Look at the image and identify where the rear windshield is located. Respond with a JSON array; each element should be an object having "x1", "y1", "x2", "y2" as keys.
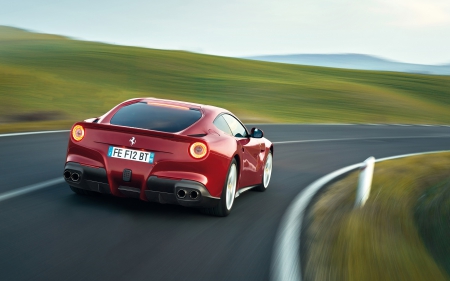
[{"x1": 110, "y1": 102, "x2": 202, "y2": 133}]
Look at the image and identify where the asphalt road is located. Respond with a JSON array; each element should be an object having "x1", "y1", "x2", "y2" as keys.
[{"x1": 0, "y1": 124, "x2": 449, "y2": 281}]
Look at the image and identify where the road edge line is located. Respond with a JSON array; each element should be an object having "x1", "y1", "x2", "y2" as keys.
[
  {"x1": 272, "y1": 134, "x2": 450, "y2": 145},
  {"x1": 270, "y1": 150, "x2": 450, "y2": 281},
  {"x1": 1, "y1": 123, "x2": 449, "y2": 137},
  {"x1": 0, "y1": 178, "x2": 65, "y2": 202},
  {"x1": 0, "y1": 130, "x2": 70, "y2": 138}
]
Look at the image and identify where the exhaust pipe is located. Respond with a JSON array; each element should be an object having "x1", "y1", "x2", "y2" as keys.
[
  {"x1": 190, "y1": 190, "x2": 199, "y2": 199},
  {"x1": 71, "y1": 172, "x2": 80, "y2": 182},
  {"x1": 177, "y1": 189, "x2": 186, "y2": 199},
  {"x1": 64, "y1": 170, "x2": 72, "y2": 180}
]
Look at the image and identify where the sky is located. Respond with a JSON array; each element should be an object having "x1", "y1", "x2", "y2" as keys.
[{"x1": 1, "y1": 0, "x2": 450, "y2": 65}]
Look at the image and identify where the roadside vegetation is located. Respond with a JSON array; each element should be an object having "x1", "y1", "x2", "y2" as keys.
[
  {"x1": 1, "y1": 26, "x2": 450, "y2": 133},
  {"x1": 416, "y1": 171, "x2": 450, "y2": 276},
  {"x1": 304, "y1": 152, "x2": 450, "y2": 281}
]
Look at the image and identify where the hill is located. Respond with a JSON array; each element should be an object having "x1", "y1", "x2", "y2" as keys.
[
  {"x1": 1, "y1": 26, "x2": 450, "y2": 133},
  {"x1": 245, "y1": 54, "x2": 450, "y2": 75}
]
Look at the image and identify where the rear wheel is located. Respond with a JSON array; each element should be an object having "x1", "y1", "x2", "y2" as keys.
[
  {"x1": 255, "y1": 152, "x2": 272, "y2": 192},
  {"x1": 69, "y1": 186, "x2": 97, "y2": 196},
  {"x1": 201, "y1": 159, "x2": 237, "y2": 217}
]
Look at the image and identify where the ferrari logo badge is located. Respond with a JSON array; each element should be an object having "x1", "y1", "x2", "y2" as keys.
[{"x1": 129, "y1": 137, "x2": 136, "y2": 146}]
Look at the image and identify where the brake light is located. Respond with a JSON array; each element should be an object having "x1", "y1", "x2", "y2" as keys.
[
  {"x1": 72, "y1": 125, "x2": 85, "y2": 141},
  {"x1": 189, "y1": 142, "x2": 207, "y2": 159}
]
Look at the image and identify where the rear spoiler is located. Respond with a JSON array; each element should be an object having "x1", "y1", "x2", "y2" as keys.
[{"x1": 79, "y1": 122, "x2": 202, "y2": 143}]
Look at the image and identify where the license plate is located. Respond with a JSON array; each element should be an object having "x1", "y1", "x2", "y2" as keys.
[{"x1": 107, "y1": 146, "x2": 154, "y2": 164}]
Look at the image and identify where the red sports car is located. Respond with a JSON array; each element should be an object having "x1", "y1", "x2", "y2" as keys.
[{"x1": 64, "y1": 98, "x2": 273, "y2": 216}]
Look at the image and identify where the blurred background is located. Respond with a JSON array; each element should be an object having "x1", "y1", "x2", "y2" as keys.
[{"x1": 1, "y1": 0, "x2": 450, "y2": 133}]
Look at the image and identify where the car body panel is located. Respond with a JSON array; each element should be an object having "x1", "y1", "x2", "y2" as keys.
[{"x1": 64, "y1": 98, "x2": 273, "y2": 207}]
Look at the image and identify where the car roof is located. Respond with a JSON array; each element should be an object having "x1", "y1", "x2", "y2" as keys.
[
  {"x1": 142, "y1": 97, "x2": 203, "y2": 109},
  {"x1": 139, "y1": 97, "x2": 231, "y2": 116}
]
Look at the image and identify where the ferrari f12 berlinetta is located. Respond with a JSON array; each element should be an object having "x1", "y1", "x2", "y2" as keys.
[{"x1": 64, "y1": 98, "x2": 273, "y2": 216}]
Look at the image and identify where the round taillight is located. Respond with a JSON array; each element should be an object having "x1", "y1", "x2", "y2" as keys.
[
  {"x1": 72, "y1": 125, "x2": 85, "y2": 141},
  {"x1": 189, "y1": 142, "x2": 207, "y2": 159}
]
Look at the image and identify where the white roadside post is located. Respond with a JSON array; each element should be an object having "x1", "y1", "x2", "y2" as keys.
[{"x1": 355, "y1": 156, "x2": 375, "y2": 208}]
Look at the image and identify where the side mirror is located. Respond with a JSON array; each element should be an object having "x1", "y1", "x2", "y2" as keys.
[{"x1": 250, "y1": 127, "x2": 264, "y2": 138}]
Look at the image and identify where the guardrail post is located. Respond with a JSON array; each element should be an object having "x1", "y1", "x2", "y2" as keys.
[{"x1": 355, "y1": 156, "x2": 375, "y2": 208}]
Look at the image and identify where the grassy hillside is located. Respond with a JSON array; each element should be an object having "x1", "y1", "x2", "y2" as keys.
[
  {"x1": 305, "y1": 152, "x2": 450, "y2": 281},
  {"x1": 1, "y1": 26, "x2": 450, "y2": 133},
  {"x1": 245, "y1": 54, "x2": 450, "y2": 75}
]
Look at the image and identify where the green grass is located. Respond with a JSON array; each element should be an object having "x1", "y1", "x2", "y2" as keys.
[
  {"x1": 304, "y1": 152, "x2": 450, "y2": 281},
  {"x1": 416, "y1": 174, "x2": 450, "y2": 276},
  {"x1": 1, "y1": 26, "x2": 450, "y2": 133}
]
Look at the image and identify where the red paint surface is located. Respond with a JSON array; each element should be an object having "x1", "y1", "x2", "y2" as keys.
[{"x1": 66, "y1": 98, "x2": 273, "y2": 199}]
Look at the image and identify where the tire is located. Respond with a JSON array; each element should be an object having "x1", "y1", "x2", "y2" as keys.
[
  {"x1": 201, "y1": 159, "x2": 238, "y2": 217},
  {"x1": 254, "y1": 151, "x2": 273, "y2": 192},
  {"x1": 69, "y1": 186, "x2": 98, "y2": 196}
]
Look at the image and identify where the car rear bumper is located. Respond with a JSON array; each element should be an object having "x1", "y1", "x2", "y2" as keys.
[{"x1": 63, "y1": 162, "x2": 219, "y2": 208}]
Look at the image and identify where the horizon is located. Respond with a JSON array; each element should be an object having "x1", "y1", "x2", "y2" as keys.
[
  {"x1": 2, "y1": 0, "x2": 450, "y2": 65},
  {"x1": 3, "y1": 25, "x2": 449, "y2": 67},
  {"x1": 244, "y1": 53, "x2": 450, "y2": 65}
]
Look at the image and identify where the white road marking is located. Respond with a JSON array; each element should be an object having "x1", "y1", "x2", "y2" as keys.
[
  {"x1": 272, "y1": 134, "x2": 450, "y2": 144},
  {"x1": 0, "y1": 178, "x2": 65, "y2": 202},
  {"x1": 247, "y1": 123, "x2": 448, "y2": 127},
  {"x1": 270, "y1": 149, "x2": 450, "y2": 281},
  {"x1": 246, "y1": 123, "x2": 357, "y2": 126},
  {"x1": 270, "y1": 163, "x2": 362, "y2": 281},
  {"x1": 375, "y1": 150, "x2": 450, "y2": 162},
  {"x1": 0, "y1": 130, "x2": 70, "y2": 138},
  {"x1": 0, "y1": 124, "x2": 448, "y2": 138}
]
